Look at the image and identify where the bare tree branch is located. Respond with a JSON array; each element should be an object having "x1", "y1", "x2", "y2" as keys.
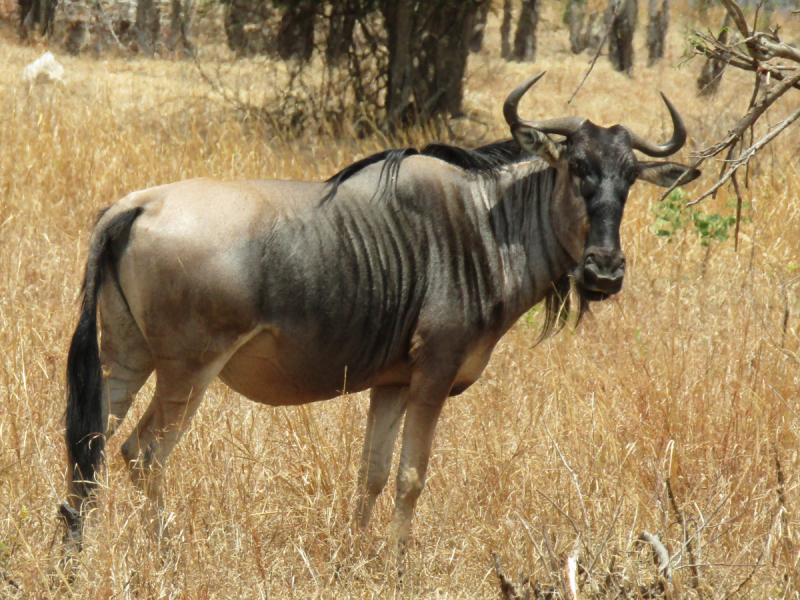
[
  {"x1": 657, "y1": 66, "x2": 800, "y2": 204},
  {"x1": 638, "y1": 531, "x2": 673, "y2": 582},
  {"x1": 492, "y1": 552, "x2": 532, "y2": 600},
  {"x1": 687, "y1": 102, "x2": 800, "y2": 206},
  {"x1": 568, "y1": 0, "x2": 622, "y2": 104}
]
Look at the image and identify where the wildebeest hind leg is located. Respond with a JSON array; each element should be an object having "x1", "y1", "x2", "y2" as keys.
[
  {"x1": 119, "y1": 362, "x2": 219, "y2": 539},
  {"x1": 98, "y1": 282, "x2": 154, "y2": 438},
  {"x1": 354, "y1": 386, "x2": 409, "y2": 530}
]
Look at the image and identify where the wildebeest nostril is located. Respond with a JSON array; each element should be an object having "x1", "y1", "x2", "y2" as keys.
[{"x1": 581, "y1": 250, "x2": 625, "y2": 294}]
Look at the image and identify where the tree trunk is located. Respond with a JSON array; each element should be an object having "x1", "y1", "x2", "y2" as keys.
[
  {"x1": 567, "y1": 0, "x2": 603, "y2": 55},
  {"x1": 224, "y1": 0, "x2": 274, "y2": 57},
  {"x1": 646, "y1": 0, "x2": 668, "y2": 65},
  {"x1": 18, "y1": 0, "x2": 57, "y2": 39},
  {"x1": 224, "y1": 0, "x2": 246, "y2": 54},
  {"x1": 65, "y1": 20, "x2": 87, "y2": 54},
  {"x1": 383, "y1": 0, "x2": 485, "y2": 128},
  {"x1": 470, "y1": 0, "x2": 490, "y2": 53},
  {"x1": 168, "y1": 0, "x2": 193, "y2": 53},
  {"x1": 384, "y1": 0, "x2": 414, "y2": 126},
  {"x1": 136, "y1": 0, "x2": 161, "y2": 55},
  {"x1": 181, "y1": 0, "x2": 194, "y2": 53},
  {"x1": 277, "y1": 1, "x2": 316, "y2": 62},
  {"x1": 168, "y1": 0, "x2": 181, "y2": 50},
  {"x1": 512, "y1": 0, "x2": 540, "y2": 61},
  {"x1": 326, "y1": 0, "x2": 358, "y2": 64},
  {"x1": 697, "y1": 12, "x2": 732, "y2": 96},
  {"x1": 608, "y1": 0, "x2": 637, "y2": 75},
  {"x1": 500, "y1": 0, "x2": 512, "y2": 60}
]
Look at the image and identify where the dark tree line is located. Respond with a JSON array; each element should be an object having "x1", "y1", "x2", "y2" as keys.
[
  {"x1": 18, "y1": 0, "x2": 57, "y2": 39},
  {"x1": 15, "y1": 0, "x2": 696, "y2": 127},
  {"x1": 499, "y1": 0, "x2": 541, "y2": 61},
  {"x1": 223, "y1": 0, "x2": 490, "y2": 126}
]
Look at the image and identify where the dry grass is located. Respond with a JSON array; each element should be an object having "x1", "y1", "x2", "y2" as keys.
[{"x1": 1, "y1": 4, "x2": 799, "y2": 598}]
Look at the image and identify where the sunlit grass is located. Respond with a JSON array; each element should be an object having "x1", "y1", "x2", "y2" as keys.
[{"x1": 0, "y1": 5, "x2": 798, "y2": 597}]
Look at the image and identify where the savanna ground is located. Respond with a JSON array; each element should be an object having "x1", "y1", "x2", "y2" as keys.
[{"x1": 1, "y1": 2, "x2": 799, "y2": 598}]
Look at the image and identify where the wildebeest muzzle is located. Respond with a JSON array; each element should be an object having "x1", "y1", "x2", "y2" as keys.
[{"x1": 577, "y1": 246, "x2": 626, "y2": 299}]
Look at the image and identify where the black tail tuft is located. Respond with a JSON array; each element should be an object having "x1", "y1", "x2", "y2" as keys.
[{"x1": 66, "y1": 207, "x2": 142, "y2": 499}]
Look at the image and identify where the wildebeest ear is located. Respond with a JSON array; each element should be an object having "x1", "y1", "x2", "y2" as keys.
[
  {"x1": 637, "y1": 161, "x2": 701, "y2": 188},
  {"x1": 511, "y1": 125, "x2": 563, "y2": 165}
]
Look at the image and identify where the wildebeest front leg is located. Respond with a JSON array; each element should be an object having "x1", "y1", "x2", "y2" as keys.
[
  {"x1": 390, "y1": 371, "x2": 454, "y2": 557},
  {"x1": 120, "y1": 364, "x2": 216, "y2": 539},
  {"x1": 354, "y1": 386, "x2": 409, "y2": 529}
]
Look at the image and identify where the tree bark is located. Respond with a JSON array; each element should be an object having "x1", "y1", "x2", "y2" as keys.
[
  {"x1": 326, "y1": 0, "x2": 358, "y2": 64},
  {"x1": 608, "y1": 0, "x2": 637, "y2": 75},
  {"x1": 168, "y1": 0, "x2": 194, "y2": 54},
  {"x1": 697, "y1": 12, "x2": 732, "y2": 96},
  {"x1": 646, "y1": 0, "x2": 668, "y2": 65},
  {"x1": 383, "y1": 0, "x2": 485, "y2": 127},
  {"x1": 500, "y1": 0, "x2": 512, "y2": 60},
  {"x1": 136, "y1": 0, "x2": 161, "y2": 55},
  {"x1": 224, "y1": 0, "x2": 274, "y2": 57},
  {"x1": 470, "y1": 0, "x2": 490, "y2": 53},
  {"x1": 18, "y1": 0, "x2": 57, "y2": 39},
  {"x1": 65, "y1": 20, "x2": 87, "y2": 54},
  {"x1": 384, "y1": 0, "x2": 414, "y2": 125},
  {"x1": 277, "y1": 1, "x2": 316, "y2": 62},
  {"x1": 512, "y1": 0, "x2": 540, "y2": 62}
]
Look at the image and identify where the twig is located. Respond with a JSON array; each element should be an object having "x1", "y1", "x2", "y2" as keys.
[
  {"x1": 719, "y1": 0, "x2": 750, "y2": 37},
  {"x1": 517, "y1": 513, "x2": 552, "y2": 572},
  {"x1": 771, "y1": 442, "x2": 800, "y2": 585},
  {"x1": 687, "y1": 102, "x2": 800, "y2": 206},
  {"x1": 720, "y1": 548, "x2": 765, "y2": 599},
  {"x1": 769, "y1": 385, "x2": 800, "y2": 423},
  {"x1": 492, "y1": 552, "x2": 532, "y2": 600},
  {"x1": 638, "y1": 531, "x2": 673, "y2": 581},
  {"x1": 568, "y1": 0, "x2": 621, "y2": 104},
  {"x1": 667, "y1": 477, "x2": 700, "y2": 591},
  {"x1": 565, "y1": 549, "x2": 582, "y2": 600},
  {"x1": 587, "y1": 495, "x2": 625, "y2": 573},
  {"x1": 656, "y1": 66, "x2": 800, "y2": 205},
  {"x1": 543, "y1": 421, "x2": 590, "y2": 537},
  {"x1": 537, "y1": 489, "x2": 581, "y2": 536},
  {"x1": 542, "y1": 524, "x2": 560, "y2": 574}
]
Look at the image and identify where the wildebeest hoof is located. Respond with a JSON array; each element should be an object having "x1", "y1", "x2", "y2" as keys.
[{"x1": 59, "y1": 502, "x2": 83, "y2": 549}]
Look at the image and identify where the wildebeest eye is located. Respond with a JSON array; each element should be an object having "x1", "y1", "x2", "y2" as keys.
[{"x1": 580, "y1": 176, "x2": 598, "y2": 198}]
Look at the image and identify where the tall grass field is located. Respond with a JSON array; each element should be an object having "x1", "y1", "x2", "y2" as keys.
[{"x1": 0, "y1": 3, "x2": 799, "y2": 597}]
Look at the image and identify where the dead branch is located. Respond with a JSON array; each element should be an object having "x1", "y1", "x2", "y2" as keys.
[
  {"x1": 493, "y1": 552, "x2": 532, "y2": 600},
  {"x1": 568, "y1": 0, "x2": 622, "y2": 104},
  {"x1": 587, "y1": 495, "x2": 624, "y2": 574},
  {"x1": 657, "y1": 67, "x2": 800, "y2": 205},
  {"x1": 564, "y1": 542, "x2": 582, "y2": 600},
  {"x1": 687, "y1": 101, "x2": 800, "y2": 206},
  {"x1": 662, "y1": 0, "x2": 800, "y2": 211},
  {"x1": 638, "y1": 531, "x2": 673, "y2": 581}
]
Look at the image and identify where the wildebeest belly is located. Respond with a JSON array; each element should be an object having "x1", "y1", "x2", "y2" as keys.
[
  {"x1": 217, "y1": 328, "x2": 411, "y2": 405},
  {"x1": 217, "y1": 327, "x2": 497, "y2": 405}
]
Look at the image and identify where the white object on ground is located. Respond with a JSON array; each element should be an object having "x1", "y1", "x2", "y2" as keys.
[{"x1": 22, "y1": 52, "x2": 65, "y2": 85}]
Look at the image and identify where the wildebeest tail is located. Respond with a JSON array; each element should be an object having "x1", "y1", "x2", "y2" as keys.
[{"x1": 66, "y1": 207, "x2": 142, "y2": 498}]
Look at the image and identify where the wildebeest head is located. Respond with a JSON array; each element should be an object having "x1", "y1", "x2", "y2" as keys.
[{"x1": 504, "y1": 72, "x2": 701, "y2": 300}]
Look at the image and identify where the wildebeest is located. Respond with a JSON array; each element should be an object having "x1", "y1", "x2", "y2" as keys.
[{"x1": 62, "y1": 73, "x2": 700, "y2": 553}]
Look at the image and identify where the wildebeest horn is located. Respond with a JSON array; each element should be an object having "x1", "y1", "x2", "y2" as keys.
[
  {"x1": 503, "y1": 72, "x2": 586, "y2": 136},
  {"x1": 623, "y1": 93, "x2": 687, "y2": 157}
]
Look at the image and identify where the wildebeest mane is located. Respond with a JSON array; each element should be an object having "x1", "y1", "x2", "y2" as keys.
[
  {"x1": 320, "y1": 139, "x2": 592, "y2": 341},
  {"x1": 537, "y1": 274, "x2": 594, "y2": 345},
  {"x1": 321, "y1": 139, "x2": 530, "y2": 205},
  {"x1": 419, "y1": 139, "x2": 529, "y2": 171}
]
